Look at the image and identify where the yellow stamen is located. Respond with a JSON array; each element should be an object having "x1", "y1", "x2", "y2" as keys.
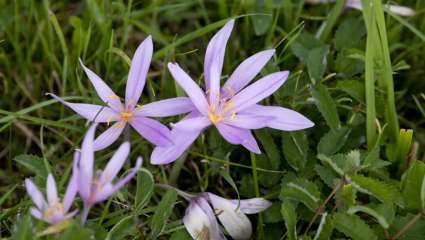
[
  {"x1": 226, "y1": 85, "x2": 235, "y2": 97},
  {"x1": 44, "y1": 202, "x2": 64, "y2": 220},
  {"x1": 107, "y1": 117, "x2": 112, "y2": 126},
  {"x1": 230, "y1": 112, "x2": 236, "y2": 120},
  {"x1": 119, "y1": 111, "x2": 133, "y2": 121},
  {"x1": 107, "y1": 94, "x2": 120, "y2": 100},
  {"x1": 208, "y1": 111, "x2": 222, "y2": 124},
  {"x1": 136, "y1": 104, "x2": 143, "y2": 109},
  {"x1": 114, "y1": 123, "x2": 122, "y2": 129},
  {"x1": 223, "y1": 100, "x2": 233, "y2": 112}
]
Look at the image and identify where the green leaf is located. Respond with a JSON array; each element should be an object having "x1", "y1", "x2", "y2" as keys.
[
  {"x1": 350, "y1": 174, "x2": 400, "y2": 204},
  {"x1": 314, "y1": 212, "x2": 334, "y2": 240},
  {"x1": 334, "y1": 212, "x2": 377, "y2": 240},
  {"x1": 280, "y1": 179, "x2": 321, "y2": 211},
  {"x1": 106, "y1": 216, "x2": 135, "y2": 240},
  {"x1": 149, "y1": 189, "x2": 178, "y2": 239},
  {"x1": 282, "y1": 131, "x2": 308, "y2": 171},
  {"x1": 58, "y1": 223, "x2": 94, "y2": 240},
  {"x1": 311, "y1": 83, "x2": 340, "y2": 131},
  {"x1": 291, "y1": 32, "x2": 323, "y2": 61},
  {"x1": 12, "y1": 213, "x2": 32, "y2": 240},
  {"x1": 347, "y1": 206, "x2": 389, "y2": 229},
  {"x1": 281, "y1": 201, "x2": 298, "y2": 240},
  {"x1": 14, "y1": 154, "x2": 48, "y2": 178},
  {"x1": 341, "y1": 184, "x2": 355, "y2": 209},
  {"x1": 219, "y1": 169, "x2": 240, "y2": 203},
  {"x1": 401, "y1": 160, "x2": 425, "y2": 211},
  {"x1": 250, "y1": 1, "x2": 273, "y2": 36},
  {"x1": 336, "y1": 79, "x2": 365, "y2": 103},
  {"x1": 391, "y1": 214, "x2": 425, "y2": 240},
  {"x1": 256, "y1": 129, "x2": 281, "y2": 170},
  {"x1": 135, "y1": 168, "x2": 154, "y2": 214},
  {"x1": 335, "y1": 17, "x2": 366, "y2": 50},
  {"x1": 307, "y1": 46, "x2": 329, "y2": 84},
  {"x1": 317, "y1": 127, "x2": 351, "y2": 156}
]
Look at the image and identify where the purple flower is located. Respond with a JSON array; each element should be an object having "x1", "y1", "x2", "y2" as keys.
[
  {"x1": 48, "y1": 36, "x2": 194, "y2": 151},
  {"x1": 151, "y1": 20, "x2": 313, "y2": 164},
  {"x1": 75, "y1": 124, "x2": 142, "y2": 225},
  {"x1": 25, "y1": 164, "x2": 79, "y2": 225},
  {"x1": 183, "y1": 192, "x2": 271, "y2": 240}
]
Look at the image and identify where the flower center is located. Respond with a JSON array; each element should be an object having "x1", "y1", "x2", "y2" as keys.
[
  {"x1": 208, "y1": 111, "x2": 222, "y2": 124},
  {"x1": 120, "y1": 111, "x2": 133, "y2": 121},
  {"x1": 44, "y1": 202, "x2": 64, "y2": 220}
]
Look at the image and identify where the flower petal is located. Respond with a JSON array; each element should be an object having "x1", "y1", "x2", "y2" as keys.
[
  {"x1": 78, "y1": 124, "x2": 97, "y2": 201},
  {"x1": 47, "y1": 93, "x2": 119, "y2": 123},
  {"x1": 79, "y1": 59, "x2": 123, "y2": 111},
  {"x1": 240, "y1": 104, "x2": 314, "y2": 131},
  {"x1": 222, "y1": 49, "x2": 275, "y2": 98},
  {"x1": 93, "y1": 121, "x2": 126, "y2": 151},
  {"x1": 183, "y1": 197, "x2": 225, "y2": 240},
  {"x1": 134, "y1": 97, "x2": 194, "y2": 117},
  {"x1": 345, "y1": 0, "x2": 415, "y2": 16},
  {"x1": 207, "y1": 193, "x2": 252, "y2": 240},
  {"x1": 63, "y1": 151, "x2": 79, "y2": 212},
  {"x1": 167, "y1": 63, "x2": 209, "y2": 115},
  {"x1": 25, "y1": 179, "x2": 46, "y2": 210},
  {"x1": 130, "y1": 116, "x2": 172, "y2": 146},
  {"x1": 30, "y1": 207, "x2": 43, "y2": 220},
  {"x1": 125, "y1": 36, "x2": 153, "y2": 110},
  {"x1": 171, "y1": 116, "x2": 211, "y2": 132},
  {"x1": 99, "y1": 142, "x2": 130, "y2": 185},
  {"x1": 216, "y1": 123, "x2": 261, "y2": 153},
  {"x1": 224, "y1": 114, "x2": 272, "y2": 129},
  {"x1": 231, "y1": 71, "x2": 289, "y2": 112},
  {"x1": 230, "y1": 198, "x2": 272, "y2": 214},
  {"x1": 46, "y1": 174, "x2": 58, "y2": 205}
]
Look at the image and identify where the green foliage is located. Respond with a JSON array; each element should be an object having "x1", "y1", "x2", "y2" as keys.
[
  {"x1": 401, "y1": 160, "x2": 425, "y2": 211},
  {"x1": 313, "y1": 212, "x2": 334, "y2": 240},
  {"x1": 148, "y1": 189, "x2": 178, "y2": 239},
  {"x1": 334, "y1": 212, "x2": 378, "y2": 240},
  {"x1": 311, "y1": 84, "x2": 340, "y2": 131},
  {"x1": 281, "y1": 201, "x2": 298, "y2": 240},
  {"x1": 350, "y1": 174, "x2": 401, "y2": 204},
  {"x1": 282, "y1": 131, "x2": 309, "y2": 171}
]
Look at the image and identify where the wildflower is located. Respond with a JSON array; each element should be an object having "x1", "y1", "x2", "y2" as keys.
[
  {"x1": 183, "y1": 192, "x2": 272, "y2": 240},
  {"x1": 48, "y1": 36, "x2": 194, "y2": 150},
  {"x1": 25, "y1": 160, "x2": 79, "y2": 224},
  {"x1": 151, "y1": 20, "x2": 313, "y2": 164},
  {"x1": 76, "y1": 124, "x2": 142, "y2": 225},
  {"x1": 305, "y1": 0, "x2": 415, "y2": 16}
]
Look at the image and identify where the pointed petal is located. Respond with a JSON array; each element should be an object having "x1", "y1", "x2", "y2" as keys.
[
  {"x1": 222, "y1": 49, "x2": 275, "y2": 98},
  {"x1": 386, "y1": 4, "x2": 415, "y2": 16},
  {"x1": 167, "y1": 63, "x2": 209, "y2": 115},
  {"x1": 79, "y1": 59, "x2": 123, "y2": 111},
  {"x1": 171, "y1": 116, "x2": 211, "y2": 132},
  {"x1": 224, "y1": 114, "x2": 272, "y2": 129},
  {"x1": 99, "y1": 142, "x2": 130, "y2": 185},
  {"x1": 183, "y1": 198, "x2": 225, "y2": 240},
  {"x1": 125, "y1": 36, "x2": 153, "y2": 109},
  {"x1": 47, "y1": 93, "x2": 119, "y2": 122},
  {"x1": 130, "y1": 116, "x2": 172, "y2": 146},
  {"x1": 64, "y1": 209, "x2": 79, "y2": 220},
  {"x1": 216, "y1": 123, "x2": 261, "y2": 153},
  {"x1": 30, "y1": 207, "x2": 43, "y2": 220},
  {"x1": 230, "y1": 198, "x2": 272, "y2": 214},
  {"x1": 150, "y1": 112, "x2": 202, "y2": 165},
  {"x1": 134, "y1": 97, "x2": 194, "y2": 117},
  {"x1": 63, "y1": 151, "x2": 80, "y2": 212},
  {"x1": 46, "y1": 174, "x2": 58, "y2": 205},
  {"x1": 93, "y1": 122, "x2": 125, "y2": 151},
  {"x1": 240, "y1": 105, "x2": 314, "y2": 131},
  {"x1": 25, "y1": 179, "x2": 46, "y2": 210},
  {"x1": 78, "y1": 124, "x2": 97, "y2": 201},
  {"x1": 231, "y1": 71, "x2": 289, "y2": 112},
  {"x1": 207, "y1": 193, "x2": 252, "y2": 240},
  {"x1": 204, "y1": 20, "x2": 234, "y2": 97}
]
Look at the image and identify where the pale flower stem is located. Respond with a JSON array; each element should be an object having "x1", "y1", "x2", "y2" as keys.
[
  {"x1": 156, "y1": 183, "x2": 195, "y2": 200},
  {"x1": 80, "y1": 205, "x2": 91, "y2": 226}
]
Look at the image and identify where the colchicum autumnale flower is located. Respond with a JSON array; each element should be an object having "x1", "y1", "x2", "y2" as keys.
[
  {"x1": 25, "y1": 166, "x2": 79, "y2": 225},
  {"x1": 305, "y1": 0, "x2": 415, "y2": 16},
  {"x1": 183, "y1": 192, "x2": 271, "y2": 240},
  {"x1": 151, "y1": 20, "x2": 314, "y2": 165},
  {"x1": 48, "y1": 36, "x2": 194, "y2": 151},
  {"x1": 76, "y1": 124, "x2": 142, "y2": 225}
]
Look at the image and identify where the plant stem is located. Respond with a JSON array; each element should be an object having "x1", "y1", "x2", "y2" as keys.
[
  {"x1": 251, "y1": 153, "x2": 264, "y2": 239},
  {"x1": 80, "y1": 205, "x2": 91, "y2": 226},
  {"x1": 390, "y1": 210, "x2": 424, "y2": 240}
]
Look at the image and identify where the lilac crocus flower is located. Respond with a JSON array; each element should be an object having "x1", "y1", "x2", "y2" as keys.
[
  {"x1": 151, "y1": 20, "x2": 313, "y2": 164},
  {"x1": 183, "y1": 192, "x2": 271, "y2": 240},
  {"x1": 76, "y1": 124, "x2": 142, "y2": 225},
  {"x1": 25, "y1": 163, "x2": 79, "y2": 224},
  {"x1": 305, "y1": 0, "x2": 415, "y2": 16},
  {"x1": 48, "y1": 36, "x2": 194, "y2": 151}
]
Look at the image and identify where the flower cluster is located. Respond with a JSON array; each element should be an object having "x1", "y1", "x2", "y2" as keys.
[{"x1": 25, "y1": 19, "x2": 314, "y2": 238}]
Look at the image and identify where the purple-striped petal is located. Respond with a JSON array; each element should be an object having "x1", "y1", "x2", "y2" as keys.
[
  {"x1": 230, "y1": 198, "x2": 272, "y2": 214},
  {"x1": 125, "y1": 36, "x2": 153, "y2": 110},
  {"x1": 222, "y1": 49, "x2": 275, "y2": 99},
  {"x1": 171, "y1": 116, "x2": 211, "y2": 132},
  {"x1": 224, "y1": 114, "x2": 272, "y2": 129},
  {"x1": 78, "y1": 124, "x2": 97, "y2": 201},
  {"x1": 93, "y1": 121, "x2": 126, "y2": 151},
  {"x1": 25, "y1": 179, "x2": 46, "y2": 210},
  {"x1": 46, "y1": 174, "x2": 58, "y2": 205},
  {"x1": 240, "y1": 105, "x2": 314, "y2": 131},
  {"x1": 30, "y1": 207, "x2": 43, "y2": 220},
  {"x1": 216, "y1": 123, "x2": 261, "y2": 153},
  {"x1": 167, "y1": 63, "x2": 209, "y2": 115},
  {"x1": 99, "y1": 142, "x2": 130, "y2": 186},
  {"x1": 230, "y1": 71, "x2": 289, "y2": 112},
  {"x1": 63, "y1": 151, "x2": 79, "y2": 212},
  {"x1": 133, "y1": 97, "x2": 194, "y2": 117},
  {"x1": 47, "y1": 93, "x2": 120, "y2": 123},
  {"x1": 130, "y1": 116, "x2": 172, "y2": 146},
  {"x1": 79, "y1": 59, "x2": 123, "y2": 111}
]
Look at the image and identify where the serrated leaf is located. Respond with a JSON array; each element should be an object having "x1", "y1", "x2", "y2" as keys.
[
  {"x1": 135, "y1": 168, "x2": 154, "y2": 214},
  {"x1": 314, "y1": 212, "x2": 334, "y2": 240},
  {"x1": 282, "y1": 131, "x2": 308, "y2": 171},
  {"x1": 256, "y1": 129, "x2": 281, "y2": 170},
  {"x1": 317, "y1": 127, "x2": 350, "y2": 156},
  {"x1": 348, "y1": 206, "x2": 389, "y2": 229},
  {"x1": 281, "y1": 179, "x2": 321, "y2": 211},
  {"x1": 281, "y1": 201, "x2": 298, "y2": 240},
  {"x1": 317, "y1": 154, "x2": 344, "y2": 176},
  {"x1": 341, "y1": 184, "x2": 355, "y2": 209},
  {"x1": 149, "y1": 189, "x2": 177, "y2": 238},
  {"x1": 315, "y1": 164, "x2": 338, "y2": 188},
  {"x1": 106, "y1": 216, "x2": 135, "y2": 240},
  {"x1": 311, "y1": 83, "x2": 340, "y2": 131},
  {"x1": 334, "y1": 212, "x2": 377, "y2": 240},
  {"x1": 307, "y1": 46, "x2": 329, "y2": 84},
  {"x1": 14, "y1": 154, "x2": 48, "y2": 178},
  {"x1": 350, "y1": 174, "x2": 400, "y2": 204},
  {"x1": 401, "y1": 160, "x2": 425, "y2": 211}
]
